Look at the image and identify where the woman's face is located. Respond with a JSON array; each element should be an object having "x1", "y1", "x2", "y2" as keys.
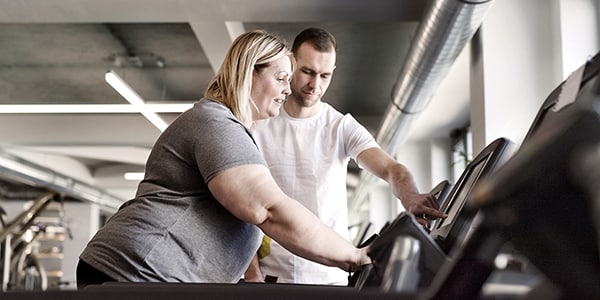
[{"x1": 250, "y1": 56, "x2": 292, "y2": 121}]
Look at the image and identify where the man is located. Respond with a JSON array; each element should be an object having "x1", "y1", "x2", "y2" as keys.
[{"x1": 246, "y1": 27, "x2": 445, "y2": 285}]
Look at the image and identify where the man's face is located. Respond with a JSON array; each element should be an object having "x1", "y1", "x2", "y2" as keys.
[{"x1": 290, "y1": 42, "x2": 336, "y2": 108}]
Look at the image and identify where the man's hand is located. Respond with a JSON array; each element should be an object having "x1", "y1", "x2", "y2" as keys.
[
  {"x1": 402, "y1": 193, "x2": 447, "y2": 227},
  {"x1": 355, "y1": 148, "x2": 447, "y2": 228}
]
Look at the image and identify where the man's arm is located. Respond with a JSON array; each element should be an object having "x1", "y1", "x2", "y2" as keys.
[{"x1": 356, "y1": 147, "x2": 446, "y2": 226}]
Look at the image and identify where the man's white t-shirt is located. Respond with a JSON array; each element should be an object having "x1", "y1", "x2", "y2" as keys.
[{"x1": 251, "y1": 101, "x2": 379, "y2": 284}]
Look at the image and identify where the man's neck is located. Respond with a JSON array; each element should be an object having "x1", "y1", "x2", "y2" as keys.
[{"x1": 283, "y1": 97, "x2": 320, "y2": 119}]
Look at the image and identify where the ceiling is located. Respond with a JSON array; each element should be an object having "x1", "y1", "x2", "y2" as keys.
[{"x1": 0, "y1": 0, "x2": 471, "y2": 207}]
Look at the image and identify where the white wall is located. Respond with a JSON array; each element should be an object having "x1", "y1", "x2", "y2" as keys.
[
  {"x1": 428, "y1": 138, "x2": 452, "y2": 187},
  {"x1": 395, "y1": 141, "x2": 434, "y2": 193},
  {"x1": 470, "y1": 0, "x2": 600, "y2": 152},
  {"x1": 471, "y1": 0, "x2": 565, "y2": 152},
  {"x1": 61, "y1": 202, "x2": 99, "y2": 290},
  {"x1": 559, "y1": 0, "x2": 600, "y2": 79}
]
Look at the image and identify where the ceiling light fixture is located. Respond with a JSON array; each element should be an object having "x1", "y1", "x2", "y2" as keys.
[
  {"x1": 0, "y1": 104, "x2": 193, "y2": 114},
  {"x1": 124, "y1": 172, "x2": 145, "y2": 181},
  {"x1": 105, "y1": 70, "x2": 168, "y2": 131}
]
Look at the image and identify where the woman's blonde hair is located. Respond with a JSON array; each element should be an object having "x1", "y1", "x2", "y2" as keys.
[{"x1": 205, "y1": 30, "x2": 293, "y2": 125}]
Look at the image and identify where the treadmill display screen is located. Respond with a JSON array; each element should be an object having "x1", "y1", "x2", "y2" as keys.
[
  {"x1": 429, "y1": 137, "x2": 514, "y2": 253},
  {"x1": 437, "y1": 158, "x2": 486, "y2": 229}
]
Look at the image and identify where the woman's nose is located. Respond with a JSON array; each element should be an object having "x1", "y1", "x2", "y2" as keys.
[{"x1": 284, "y1": 83, "x2": 291, "y2": 95}]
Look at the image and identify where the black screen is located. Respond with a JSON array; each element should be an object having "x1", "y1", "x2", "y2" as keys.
[
  {"x1": 436, "y1": 158, "x2": 485, "y2": 230},
  {"x1": 429, "y1": 180, "x2": 452, "y2": 207},
  {"x1": 429, "y1": 137, "x2": 514, "y2": 254}
]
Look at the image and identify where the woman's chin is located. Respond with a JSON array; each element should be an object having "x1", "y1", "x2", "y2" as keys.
[{"x1": 268, "y1": 111, "x2": 281, "y2": 118}]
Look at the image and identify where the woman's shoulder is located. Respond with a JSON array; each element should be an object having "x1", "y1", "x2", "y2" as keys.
[
  {"x1": 165, "y1": 98, "x2": 234, "y2": 134},
  {"x1": 195, "y1": 97, "x2": 227, "y2": 111},
  {"x1": 184, "y1": 98, "x2": 232, "y2": 120}
]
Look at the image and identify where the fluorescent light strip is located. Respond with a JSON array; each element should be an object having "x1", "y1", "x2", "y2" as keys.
[
  {"x1": 0, "y1": 104, "x2": 193, "y2": 114},
  {"x1": 124, "y1": 172, "x2": 145, "y2": 181},
  {"x1": 105, "y1": 70, "x2": 169, "y2": 131}
]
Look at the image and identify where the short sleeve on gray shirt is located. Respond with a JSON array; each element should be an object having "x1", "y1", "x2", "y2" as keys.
[{"x1": 79, "y1": 98, "x2": 265, "y2": 283}]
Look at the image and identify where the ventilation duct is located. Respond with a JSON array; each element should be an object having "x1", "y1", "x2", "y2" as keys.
[
  {"x1": 349, "y1": 0, "x2": 495, "y2": 215},
  {"x1": 0, "y1": 149, "x2": 124, "y2": 210}
]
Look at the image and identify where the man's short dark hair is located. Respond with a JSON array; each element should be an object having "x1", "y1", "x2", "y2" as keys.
[{"x1": 292, "y1": 27, "x2": 337, "y2": 55}]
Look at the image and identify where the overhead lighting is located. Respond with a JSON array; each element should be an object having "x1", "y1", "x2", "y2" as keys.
[
  {"x1": 0, "y1": 104, "x2": 193, "y2": 114},
  {"x1": 105, "y1": 70, "x2": 169, "y2": 131},
  {"x1": 124, "y1": 172, "x2": 145, "y2": 181}
]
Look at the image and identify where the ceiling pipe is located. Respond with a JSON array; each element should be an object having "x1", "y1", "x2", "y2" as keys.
[
  {"x1": 0, "y1": 148, "x2": 124, "y2": 211},
  {"x1": 349, "y1": 0, "x2": 495, "y2": 215}
]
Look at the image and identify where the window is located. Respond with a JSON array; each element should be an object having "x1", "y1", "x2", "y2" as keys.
[{"x1": 450, "y1": 126, "x2": 473, "y2": 182}]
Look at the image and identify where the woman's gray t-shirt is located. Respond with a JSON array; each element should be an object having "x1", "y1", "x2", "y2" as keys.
[{"x1": 79, "y1": 98, "x2": 265, "y2": 283}]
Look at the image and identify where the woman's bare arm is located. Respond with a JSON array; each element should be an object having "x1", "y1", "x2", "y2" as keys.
[{"x1": 208, "y1": 164, "x2": 369, "y2": 271}]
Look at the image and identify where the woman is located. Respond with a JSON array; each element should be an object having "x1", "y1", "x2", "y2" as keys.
[{"x1": 77, "y1": 30, "x2": 370, "y2": 288}]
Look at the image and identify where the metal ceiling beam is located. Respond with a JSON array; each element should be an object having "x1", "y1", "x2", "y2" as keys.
[
  {"x1": 191, "y1": 21, "x2": 245, "y2": 73},
  {"x1": 0, "y1": 148, "x2": 123, "y2": 211}
]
